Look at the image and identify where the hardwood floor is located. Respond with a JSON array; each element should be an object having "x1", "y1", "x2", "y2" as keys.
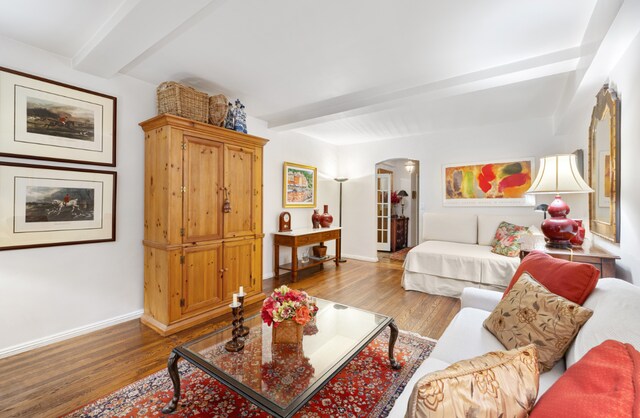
[{"x1": 0, "y1": 258, "x2": 459, "y2": 417}]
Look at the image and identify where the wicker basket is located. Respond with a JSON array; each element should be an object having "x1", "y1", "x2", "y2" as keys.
[
  {"x1": 156, "y1": 81, "x2": 208, "y2": 123},
  {"x1": 209, "y1": 94, "x2": 229, "y2": 126},
  {"x1": 272, "y1": 320, "x2": 303, "y2": 345}
]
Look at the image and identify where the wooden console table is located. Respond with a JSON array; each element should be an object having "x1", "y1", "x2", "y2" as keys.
[
  {"x1": 520, "y1": 240, "x2": 620, "y2": 278},
  {"x1": 273, "y1": 227, "x2": 341, "y2": 282}
]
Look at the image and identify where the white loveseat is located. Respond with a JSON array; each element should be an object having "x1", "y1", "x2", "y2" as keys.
[
  {"x1": 402, "y1": 212, "x2": 542, "y2": 297},
  {"x1": 388, "y1": 278, "x2": 640, "y2": 416}
]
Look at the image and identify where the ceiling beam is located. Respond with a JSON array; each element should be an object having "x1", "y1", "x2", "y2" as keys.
[
  {"x1": 72, "y1": 0, "x2": 214, "y2": 78},
  {"x1": 554, "y1": 0, "x2": 639, "y2": 134},
  {"x1": 263, "y1": 48, "x2": 583, "y2": 131}
]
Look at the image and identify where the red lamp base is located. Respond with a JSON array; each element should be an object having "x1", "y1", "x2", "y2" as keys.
[{"x1": 541, "y1": 194, "x2": 578, "y2": 249}]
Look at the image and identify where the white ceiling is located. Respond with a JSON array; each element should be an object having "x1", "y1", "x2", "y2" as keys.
[{"x1": 2, "y1": 0, "x2": 627, "y2": 145}]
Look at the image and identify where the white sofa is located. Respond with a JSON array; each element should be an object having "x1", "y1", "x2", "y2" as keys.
[
  {"x1": 388, "y1": 278, "x2": 640, "y2": 416},
  {"x1": 402, "y1": 213, "x2": 543, "y2": 297}
]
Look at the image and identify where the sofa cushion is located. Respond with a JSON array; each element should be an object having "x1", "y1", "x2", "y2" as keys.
[
  {"x1": 478, "y1": 213, "x2": 543, "y2": 246},
  {"x1": 503, "y1": 250, "x2": 600, "y2": 305},
  {"x1": 490, "y1": 221, "x2": 528, "y2": 257},
  {"x1": 389, "y1": 358, "x2": 451, "y2": 418},
  {"x1": 431, "y1": 308, "x2": 507, "y2": 364},
  {"x1": 484, "y1": 273, "x2": 593, "y2": 372},
  {"x1": 566, "y1": 278, "x2": 640, "y2": 368},
  {"x1": 405, "y1": 345, "x2": 539, "y2": 418},
  {"x1": 423, "y1": 213, "x2": 477, "y2": 244},
  {"x1": 404, "y1": 241, "x2": 520, "y2": 287},
  {"x1": 430, "y1": 306, "x2": 564, "y2": 396},
  {"x1": 530, "y1": 340, "x2": 640, "y2": 418}
]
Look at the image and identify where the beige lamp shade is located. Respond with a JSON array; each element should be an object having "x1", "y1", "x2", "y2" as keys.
[{"x1": 527, "y1": 154, "x2": 594, "y2": 195}]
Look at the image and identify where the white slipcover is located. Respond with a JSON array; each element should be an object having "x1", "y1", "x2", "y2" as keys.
[
  {"x1": 403, "y1": 240, "x2": 520, "y2": 288},
  {"x1": 422, "y1": 213, "x2": 477, "y2": 244}
]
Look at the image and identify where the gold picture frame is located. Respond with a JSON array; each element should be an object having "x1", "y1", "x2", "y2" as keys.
[{"x1": 283, "y1": 162, "x2": 317, "y2": 208}]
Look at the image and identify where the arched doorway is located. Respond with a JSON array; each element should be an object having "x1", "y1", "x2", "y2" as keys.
[{"x1": 374, "y1": 159, "x2": 420, "y2": 255}]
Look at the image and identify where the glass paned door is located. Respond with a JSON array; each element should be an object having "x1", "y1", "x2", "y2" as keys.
[{"x1": 376, "y1": 173, "x2": 391, "y2": 251}]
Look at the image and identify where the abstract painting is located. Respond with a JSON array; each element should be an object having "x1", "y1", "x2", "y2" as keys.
[{"x1": 443, "y1": 158, "x2": 535, "y2": 206}]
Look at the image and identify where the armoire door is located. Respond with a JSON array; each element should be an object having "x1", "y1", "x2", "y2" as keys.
[
  {"x1": 181, "y1": 244, "x2": 223, "y2": 316},
  {"x1": 183, "y1": 135, "x2": 224, "y2": 242},
  {"x1": 222, "y1": 239, "x2": 255, "y2": 301},
  {"x1": 224, "y1": 145, "x2": 255, "y2": 238}
]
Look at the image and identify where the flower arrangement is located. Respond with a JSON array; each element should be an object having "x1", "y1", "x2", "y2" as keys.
[
  {"x1": 391, "y1": 191, "x2": 401, "y2": 205},
  {"x1": 261, "y1": 285, "x2": 318, "y2": 327}
]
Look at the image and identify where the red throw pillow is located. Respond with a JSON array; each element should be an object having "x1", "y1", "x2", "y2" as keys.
[
  {"x1": 530, "y1": 340, "x2": 640, "y2": 418},
  {"x1": 503, "y1": 251, "x2": 599, "y2": 305}
]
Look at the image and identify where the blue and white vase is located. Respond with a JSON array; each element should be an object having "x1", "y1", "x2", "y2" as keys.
[
  {"x1": 224, "y1": 101, "x2": 235, "y2": 130},
  {"x1": 233, "y1": 99, "x2": 247, "y2": 133}
]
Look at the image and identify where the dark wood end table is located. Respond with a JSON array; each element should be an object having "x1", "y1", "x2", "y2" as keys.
[{"x1": 520, "y1": 240, "x2": 620, "y2": 277}]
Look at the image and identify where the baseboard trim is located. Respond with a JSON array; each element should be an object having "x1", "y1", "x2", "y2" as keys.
[
  {"x1": 341, "y1": 254, "x2": 378, "y2": 262},
  {"x1": 0, "y1": 309, "x2": 144, "y2": 359}
]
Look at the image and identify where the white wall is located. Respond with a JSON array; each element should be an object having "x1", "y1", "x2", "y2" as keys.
[
  {"x1": 3, "y1": 29, "x2": 639, "y2": 356},
  {"x1": 0, "y1": 36, "x2": 156, "y2": 355},
  {"x1": 0, "y1": 35, "x2": 341, "y2": 355},
  {"x1": 560, "y1": 31, "x2": 640, "y2": 284},
  {"x1": 249, "y1": 118, "x2": 340, "y2": 276},
  {"x1": 338, "y1": 118, "x2": 587, "y2": 261}
]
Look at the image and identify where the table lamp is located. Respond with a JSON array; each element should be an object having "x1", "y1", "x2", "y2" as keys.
[
  {"x1": 397, "y1": 190, "x2": 409, "y2": 217},
  {"x1": 526, "y1": 154, "x2": 593, "y2": 248}
]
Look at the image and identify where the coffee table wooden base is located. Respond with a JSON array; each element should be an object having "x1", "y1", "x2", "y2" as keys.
[
  {"x1": 388, "y1": 321, "x2": 401, "y2": 370},
  {"x1": 161, "y1": 352, "x2": 181, "y2": 414}
]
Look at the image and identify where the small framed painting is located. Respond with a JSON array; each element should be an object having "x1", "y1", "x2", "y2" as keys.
[
  {"x1": 0, "y1": 162, "x2": 116, "y2": 250},
  {"x1": 443, "y1": 158, "x2": 535, "y2": 206},
  {"x1": 283, "y1": 162, "x2": 317, "y2": 208},
  {"x1": 0, "y1": 66, "x2": 116, "y2": 166}
]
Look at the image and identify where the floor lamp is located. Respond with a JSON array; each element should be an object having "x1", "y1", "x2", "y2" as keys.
[{"x1": 335, "y1": 177, "x2": 348, "y2": 262}]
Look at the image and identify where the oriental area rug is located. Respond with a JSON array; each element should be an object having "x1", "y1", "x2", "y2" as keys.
[
  {"x1": 389, "y1": 247, "x2": 414, "y2": 262},
  {"x1": 63, "y1": 330, "x2": 436, "y2": 418}
]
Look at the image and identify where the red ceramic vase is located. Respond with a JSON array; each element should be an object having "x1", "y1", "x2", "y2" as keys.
[
  {"x1": 311, "y1": 209, "x2": 321, "y2": 229},
  {"x1": 541, "y1": 194, "x2": 578, "y2": 248},
  {"x1": 320, "y1": 205, "x2": 333, "y2": 228},
  {"x1": 570, "y1": 219, "x2": 586, "y2": 247}
]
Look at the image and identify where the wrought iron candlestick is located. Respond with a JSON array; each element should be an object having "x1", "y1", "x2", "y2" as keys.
[
  {"x1": 225, "y1": 303, "x2": 244, "y2": 352},
  {"x1": 237, "y1": 294, "x2": 250, "y2": 337}
]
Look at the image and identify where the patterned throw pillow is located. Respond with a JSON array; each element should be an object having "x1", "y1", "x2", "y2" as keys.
[
  {"x1": 406, "y1": 345, "x2": 539, "y2": 418},
  {"x1": 490, "y1": 221, "x2": 528, "y2": 257},
  {"x1": 484, "y1": 272, "x2": 593, "y2": 372}
]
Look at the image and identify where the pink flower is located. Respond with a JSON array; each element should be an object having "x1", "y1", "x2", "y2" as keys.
[{"x1": 261, "y1": 298, "x2": 276, "y2": 326}]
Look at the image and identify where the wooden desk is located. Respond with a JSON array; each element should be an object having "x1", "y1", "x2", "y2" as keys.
[
  {"x1": 520, "y1": 240, "x2": 620, "y2": 278},
  {"x1": 273, "y1": 227, "x2": 341, "y2": 282}
]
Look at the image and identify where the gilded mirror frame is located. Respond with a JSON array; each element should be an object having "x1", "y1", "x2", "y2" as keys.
[{"x1": 588, "y1": 84, "x2": 620, "y2": 242}]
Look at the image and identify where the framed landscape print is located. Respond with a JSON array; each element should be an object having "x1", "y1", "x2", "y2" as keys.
[
  {"x1": 0, "y1": 162, "x2": 116, "y2": 250},
  {"x1": 0, "y1": 66, "x2": 116, "y2": 166},
  {"x1": 443, "y1": 158, "x2": 535, "y2": 206},
  {"x1": 283, "y1": 162, "x2": 317, "y2": 208}
]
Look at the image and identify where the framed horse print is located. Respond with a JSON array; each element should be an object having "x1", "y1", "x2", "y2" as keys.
[
  {"x1": 0, "y1": 66, "x2": 117, "y2": 166},
  {"x1": 0, "y1": 162, "x2": 116, "y2": 250}
]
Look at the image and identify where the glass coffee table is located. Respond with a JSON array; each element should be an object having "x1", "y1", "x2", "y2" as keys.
[{"x1": 161, "y1": 298, "x2": 401, "y2": 417}]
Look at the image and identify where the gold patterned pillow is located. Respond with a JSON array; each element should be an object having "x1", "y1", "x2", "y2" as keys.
[
  {"x1": 406, "y1": 345, "x2": 539, "y2": 418},
  {"x1": 483, "y1": 272, "x2": 593, "y2": 372}
]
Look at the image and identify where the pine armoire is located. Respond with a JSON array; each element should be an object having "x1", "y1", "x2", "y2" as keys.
[{"x1": 140, "y1": 114, "x2": 267, "y2": 336}]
